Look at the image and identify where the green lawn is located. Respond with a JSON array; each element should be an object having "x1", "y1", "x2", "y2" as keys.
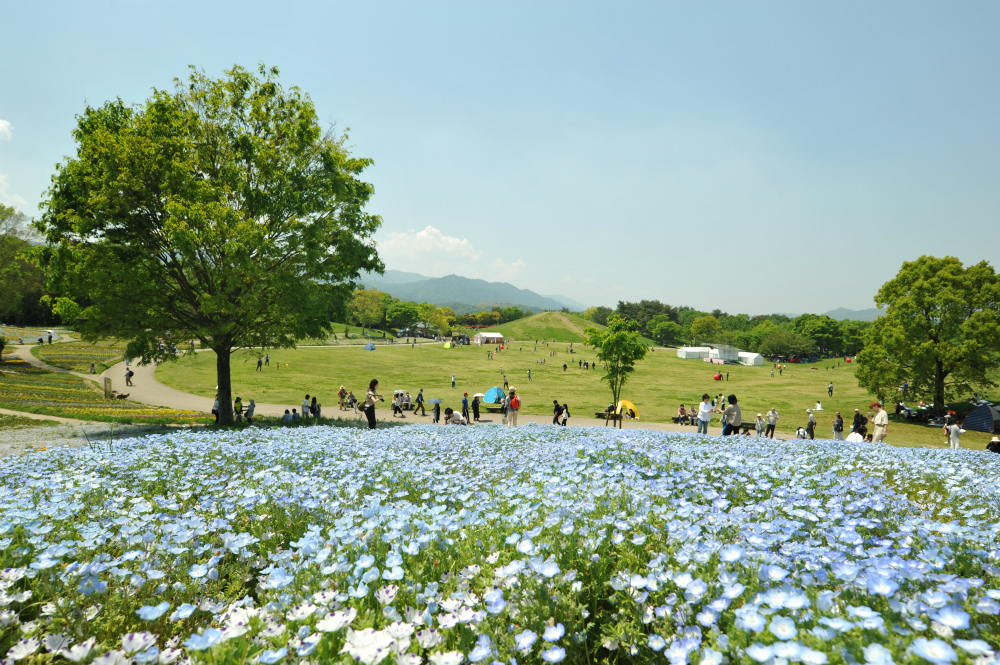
[
  {"x1": 461, "y1": 311, "x2": 657, "y2": 345},
  {"x1": 157, "y1": 342, "x2": 996, "y2": 450}
]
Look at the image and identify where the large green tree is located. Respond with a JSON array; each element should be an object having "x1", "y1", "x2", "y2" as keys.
[
  {"x1": 758, "y1": 330, "x2": 818, "y2": 358},
  {"x1": 689, "y1": 315, "x2": 723, "y2": 344},
  {"x1": 855, "y1": 256, "x2": 1000, "y2": 415},
  {"x1": 585, "y1": 316, "x2": 648, "y2": 428},
  {"x1": 38, "y1": 65, "x2": 382, "y2": 424},
  {"x1": 350, "y1": 289, "x2": 387, "y2": 333},
  {"x1": 386, "y1": 301, "x2": 420, "y2": 331},
  {"x1": 0, "y1": 204, "x2": 46, "y2": 323}
]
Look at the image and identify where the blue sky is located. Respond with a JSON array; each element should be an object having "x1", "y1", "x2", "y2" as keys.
[{"x1": 1, "y1": 1, "x2": 998, "y2": 314}]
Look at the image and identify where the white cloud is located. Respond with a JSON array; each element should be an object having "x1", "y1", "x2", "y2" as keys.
[
  {"x1": 0, "y1": 173, "x2": 28, "y2": 209},
  {"x1": 491, "y1": 258, "x2": 527, "y2": 273},
  {"x1": 0, "y1": 119, "x2": 11, "y2": 141},
  {"x1": 380, "y1": 225, "x2": 483, "y2": 262}
]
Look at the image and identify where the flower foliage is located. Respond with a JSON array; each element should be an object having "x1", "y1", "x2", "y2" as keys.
[{"x1": 1, "y1": 426, "x2": 999, "y2": 664}]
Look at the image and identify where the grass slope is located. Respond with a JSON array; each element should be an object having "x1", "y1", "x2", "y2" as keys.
[
  {"x1": 157, "y1": 342, "x2": 992, "y2": 449},
  {"x1": 472, "y1": 312, "x2": 605, "y2": 343}
]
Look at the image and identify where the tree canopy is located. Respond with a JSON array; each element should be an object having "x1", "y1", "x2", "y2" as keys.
[
  {"x1": 38, "y1": 64, "x2": 382, "y2": 423},
  {"x1": 689, "y1": 316, "x2": 723, "y2": 344},
  {"x1": 585, "y1": 316, "x2": 648, "y2": 428},
  {"x1": 0, "y1": 204, "x2": 52, "y2": 326},
  {"x1": 855, "y1": 256, "x2": 1000, "y2": 414}
]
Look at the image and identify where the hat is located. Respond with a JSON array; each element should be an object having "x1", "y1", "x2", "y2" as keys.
[
  {"x1": 854, "y1": 408, "x2": 860, "y2": 411},
  {"x1": 993, "y1": 436, "x2": 1000, "y2": 443},
  {"x1": 806, "y1": 409, "x2": 812, "y2": 412},
  {"x1": 249, "y1": 399, "x2": 255, "y2": 403},
  {"x1": 757, "y1": 413, "x2": 762, "y2": 417},
  {"x1": 340, "y1": 385, "x2": 345, "y2": 389}
]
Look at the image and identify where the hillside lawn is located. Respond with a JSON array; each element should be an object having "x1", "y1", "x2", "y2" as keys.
[
  {"x1": 156, "y1": 340, "x2": 995, "y2": 450},
  {"x1": 462, "y1": 311, "x2": 657, "y2": 345}
]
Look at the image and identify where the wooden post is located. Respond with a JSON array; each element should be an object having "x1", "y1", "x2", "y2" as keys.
[{"x1": 104, "y1": 377, "x2": 112, "y2": 399}]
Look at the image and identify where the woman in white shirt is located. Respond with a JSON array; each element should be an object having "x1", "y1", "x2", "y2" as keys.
[{"x1": 696, "y1": 394, "x2": 713, "y2": 435}]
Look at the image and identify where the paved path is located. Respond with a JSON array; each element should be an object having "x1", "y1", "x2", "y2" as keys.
[{"x1": 0, "y1": 407, "x2": 87, "y2": 425}]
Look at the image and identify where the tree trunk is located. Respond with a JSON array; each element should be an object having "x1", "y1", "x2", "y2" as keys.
[
  {"x1": 934, "y1": 360, "x2": 946, "y2": 417},
  {"x1": 215, "y1": 347, "x2": 234, "y2": 425}
]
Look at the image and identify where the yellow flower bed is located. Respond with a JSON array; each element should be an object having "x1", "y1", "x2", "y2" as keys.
[
  {"x1": 35, "y1": 340, "x2": 128, "y2": 372},
  {"x1": 0, "y1": 358, "x2": 206, "y2": 423}
]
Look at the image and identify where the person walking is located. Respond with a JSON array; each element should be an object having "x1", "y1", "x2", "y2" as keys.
[
  {"x1": 765, "y1": 408, "x2": 779, "y2": 438},
  {"x1": 501, "y1": 391, "x2": 511, "y2": 425},
  {"x1": 833, "y1": 411, "x2": 844, "y2": 441},
  {"x1": 256, "y1": 357, "x2": 263, "y2": 372},
  {"x1": 245, "y1": 398, "x2": 255, "y2": 425},
  {"x1": 561, "y1": 403, "x2": 570, "y2": 426},
  {"x1": 871, "y1": 401, "x2": 889, "y2": 443},
  {"x1": 721, "y1": 394, "x2": 741, "y2": 436},
  {"x1": 212, "y1": 394, "x2": 220, "y2": 423},
  {"x1": 462, "y1": 393, "x2": 470, "y2": 422},
  {"x1": 451, "y1": 374, "x2": 456, "y2": 389},
  {"x1": 125, "y1": 368, "x2": 134, "y2": 386},
  {"x1": 528, "y1": 369, "x2": 531, "y2": 381},
  {"x1": 828, "y1": 383, "x2": 834, "y2": 397},
  {"x1": 311, "y1": 396, "x2": 319, "y2": 420},
  {"x1": 552, "y1": 400, "x2": 562, "y2": 425},
  {"x1": 234, "y1": 396, "x2": 243, "y2": 422},
  {"x1": 508, "y1": 389, "x2": 520, "y2": 426},
  {"x1": 432, "y1": 401, "x2": 441, "y2": 424},
  {"x1": 415, "y1": 389, "x2": 426, "y2": 416},
  {"x1": 754, "y1": 413, "x2": 765, "y2": 437},
  {"x1": 338, "y1": 386, "x2": 347, "y2": 411},
  {"x1": 770, "y1": 369, "x2": 774, "y2": 378},
  {"x1": 364, "y1": 379, "x2": 383, "y2": 430},
  {"x1": 805, "y1": 409, "x2": 816, "y2": 439},
  {"x1": 302, "y1": 395, "x2": 311, "y2": 421},
  {"x1": 472, "y1": 395, "x2": 480, "y2": 423},
  {"x1": 264, "y1": 353, "x2": 270, "y2": 367},
  {"x1": 696, "y1": 394, "x2": 713, "y2": 435},
  {"x1": 503, "y1": 375, "x2": 509, "y2": 390}
]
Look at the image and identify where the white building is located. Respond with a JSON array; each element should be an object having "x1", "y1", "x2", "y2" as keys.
[
  {"x1": 709, "y1": 345, "x2": 740, "y2": 362},
  {"x1": 677, "y1": 346, "x2": 712, "y2": 359},
  {"x1": 472, "y1": 332, "x2": 505, "y2": 345},
  {"x1": 738, "y1": 351, "x2": 764, "y2": 366}
]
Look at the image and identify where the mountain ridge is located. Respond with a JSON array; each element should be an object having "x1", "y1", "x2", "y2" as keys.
[{"x1": 360, "y1": 271, "x2": 573, "y2": 312}]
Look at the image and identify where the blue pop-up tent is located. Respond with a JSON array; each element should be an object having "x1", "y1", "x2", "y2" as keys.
[
  {"x1": 364, "y1": 343, "x2": 376, "y2": 351},
  {"x1": 484, "y1": 387, "x2": 505, "y2": 403}
]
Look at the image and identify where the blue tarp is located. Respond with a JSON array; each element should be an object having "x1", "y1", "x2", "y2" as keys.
[
  {"x1": 484, "y1": 387, "x2": 505, "y2": 403},
  {"x1": 364, "y1": 343, "x2": 376, "y2": 351},
  {"x1": 965, "y1": 404, "x2": 1000, "y2": 433}
]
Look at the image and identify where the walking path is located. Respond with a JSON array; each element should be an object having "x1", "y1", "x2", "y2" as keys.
[{"x1": 0, "y1": 407, "x2": 86, "y2": 425}]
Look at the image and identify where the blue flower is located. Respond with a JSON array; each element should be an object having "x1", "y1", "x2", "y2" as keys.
[
  {"x1": 135, "y1": 601, "x2": 169, "y2": 621},
  {"x1": 541, "y1": 646, "x2": 566, "y2": 663},
  {"x1": 910, "y1": 638, "x2": 957, "y2": 664},
  {"x1": 258, "y1": 647, "x2": 287, "y2": 663},
  {"x1": 183, "y1": 628, "x2": 223, "y2": 651}
]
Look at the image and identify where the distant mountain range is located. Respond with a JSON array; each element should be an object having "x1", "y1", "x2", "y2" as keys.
[
  {"x1": 822, "y1": 307, "x2": 884, "y2": 322},
  {"x1": 360, "y1": 271, "x2": 583, "y2": 312}
]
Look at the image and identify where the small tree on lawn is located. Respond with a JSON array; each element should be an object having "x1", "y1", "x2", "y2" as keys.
[{"x1": 586, "y1": 316, "x2": 648, "y2": 428}]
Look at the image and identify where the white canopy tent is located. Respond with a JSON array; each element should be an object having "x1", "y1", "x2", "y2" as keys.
[
  {"x1": 472, "y1": 332, "x2": 505, "y2": 345},
  {"x1": 677, "y1": 346, "x2": 712, "y2": 359},
  {"x1": 739, "y1": 351, "x2": 764, "y2": 366}
]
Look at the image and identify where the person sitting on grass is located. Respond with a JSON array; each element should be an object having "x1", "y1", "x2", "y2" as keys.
[
  {"x1": 281, "y1": 409, "x2": 292, "y2": 423},
  {"x1": 292, "y1": 408, "x2": 301, "y2": 421},
  {"x1": 444, "y1": 407, "x2": 467, "y2": 425}
]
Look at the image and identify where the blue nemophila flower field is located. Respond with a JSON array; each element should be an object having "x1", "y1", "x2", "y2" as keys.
[{"x1": 0, "y1": 425, "x2": 999, "y2": 665}]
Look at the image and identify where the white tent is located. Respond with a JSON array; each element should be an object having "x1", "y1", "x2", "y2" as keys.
[
  {"x1": 739, "y1": 351, "x2": 764, "y2": 366},
  {"x1": 677, "y1": 346, "x2": 712, "y2": 359},
  {"x1": 709, "y1": 345, "x2": 740, "y2": 362},
  {"x1": 472, "y1": 332, "x2": 505, "y2": 345}
]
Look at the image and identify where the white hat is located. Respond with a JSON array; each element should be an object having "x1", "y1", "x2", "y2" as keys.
[
  {"x1": 992, "y1": 436, "x2": 1000, "y2": 443},
  {"x1": 757, "y1": 413, "x2": 762, "y2": 417},
  {"x1": 806, "y1": 409, "x2": 812, "y2": 413}
]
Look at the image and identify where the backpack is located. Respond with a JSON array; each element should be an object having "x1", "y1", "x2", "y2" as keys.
[{"x1": 510, "y1": 395, "x2": 521, "y2": 409}]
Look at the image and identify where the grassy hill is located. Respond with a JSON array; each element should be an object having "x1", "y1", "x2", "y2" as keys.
[{"x1": 469, "y1": 312, "x2": 603, "y2": 343}]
